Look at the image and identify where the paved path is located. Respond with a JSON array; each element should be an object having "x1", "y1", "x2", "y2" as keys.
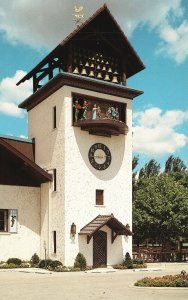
[{"x1": 0, "y1": 263, "x2": 187, "y2": 300}]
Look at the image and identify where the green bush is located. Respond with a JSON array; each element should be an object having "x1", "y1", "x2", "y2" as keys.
[
  {"x1": 20, "y1": 262, "x2": 30, "y2": 268},
  {"x1": 30, "y1": 253, "x2": 40, "y2": 266},
  {"x1": 39, "y1": 259, "x2": 52, "y2": 268},
  {"x1": 7, "y1": 258, "x2": 22, "y2": 266},
  {"x1": 0, "y1": 263, "x2": 17, "y2": 269},
  {"x1": 132, "y1": 257, "x2": 144, "y2": 265},
  {"x1": 123, "y1": 252, "x2": 133, "y2": 269},
  {"x1": 39, "y1": 259, "x2": 62, "y2": 269},
  {"x1": 133, "y1": 263, "x2": 147, "y2": 269},
  {"x1": 113, "y1": 264, "x2": 127, "y2": 269},
  {"x1": 74, "y1": 253, "x2": 87, "y2": 270},
  {"x1": 135, "y1": 273, "x2": 188, "y2": 287},
  {"x1": 50, "y1": 260, "x2": 63, "y2": 269}
]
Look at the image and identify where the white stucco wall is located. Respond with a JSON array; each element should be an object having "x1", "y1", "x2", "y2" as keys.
[
  {"x1": 28, "y1": 88, "x2": 65, "y2": 262},
  {"x1": 0, "y1": 185, "x2": 40, "y2": 261},
  {"x1": 28, "y1": 85, "x2": 132, "y2": 266},
  {"x1": 63, "y1": 86, "x2": 132, "y2": 266}
]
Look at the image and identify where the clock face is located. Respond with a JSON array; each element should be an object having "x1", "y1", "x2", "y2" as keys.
[{"x1": 88, "y1": 143, "x2": 111, "y2": 170}]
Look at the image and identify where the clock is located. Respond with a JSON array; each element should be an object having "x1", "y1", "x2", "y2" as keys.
[{"x1": 88, "y1": 143, "x2": 111, "y2": 170}]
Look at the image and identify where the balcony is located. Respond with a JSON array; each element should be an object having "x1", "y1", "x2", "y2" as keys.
[{"x1": 75, "y1": 119, "x2": 128, "y2": 137}]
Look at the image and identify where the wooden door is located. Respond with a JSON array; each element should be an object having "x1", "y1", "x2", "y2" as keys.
[{"x1": 93, "y1": 230, "x2": 107, "y2": 268}]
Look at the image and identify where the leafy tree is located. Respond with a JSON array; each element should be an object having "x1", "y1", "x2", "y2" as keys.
[
  {"x1": 169, "y1": 171, "x2": 188, "y2": 188},
  {"x1": 132, "y1": 156, "x2": 139, "y2": 171},
  {"x1": 139, "y1": 159, "x2": 161, "y2": 179},
  {"x1": 165, "y1": 155, "x2": 186, "y2": 173},
  {"x1": 133, "y1": 174, "x2": 188, "y2": 247},
  {"x1": 132, "y1": 156, "x2": 139, "y2": 191},
  {"x1": 139, "y1": 159, "x2": 161, "y2": 180}
]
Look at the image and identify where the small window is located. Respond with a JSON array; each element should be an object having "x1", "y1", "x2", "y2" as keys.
[
  {"x1": 0, "y1": 209, "x2": 18, "y2": 233},
  {"x1": 0, "y1": 209, "x2": 8, "y2": 232},
  {"x1": 53, "y1": 169, "x2": 57, "y2": 191},
  {"x1": 96, "y1": 190, "x2": 104, "y2": 205},
  {"x1": 53, "y1": 106, "x2": 56, "y2": 129},
  {"x1": 53, "y1": 231, "x2": 57, "y2": 253}
]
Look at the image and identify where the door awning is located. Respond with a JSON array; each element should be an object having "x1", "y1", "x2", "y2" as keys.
[{"x1": 79, "y1": 214, "x2": 132, "y2": 244}]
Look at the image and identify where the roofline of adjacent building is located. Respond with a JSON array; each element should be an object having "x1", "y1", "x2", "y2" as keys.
[
  {"x1": 0, "y1": 134, "x2": 33, "y2": 144},
  {"x1": 0, "y1": 138, "x2": 52, "y2": 182}
]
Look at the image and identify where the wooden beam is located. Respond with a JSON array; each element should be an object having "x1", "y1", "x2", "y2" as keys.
[
  {"x1": 48, "y1": 61, "x2": 53, "y2": 80},
  {"x1": 87, "y1": 235, "x2": 92, "y2": 244},
  {"x1": 111, "y1": 230, "x2": 118, "y2": 244},
  {"x1": 67, "y1": 44, "x2": 73, "y2": 73},
  {"x1": 33, "y1": 74, "x2": 38, "y2": 93}
]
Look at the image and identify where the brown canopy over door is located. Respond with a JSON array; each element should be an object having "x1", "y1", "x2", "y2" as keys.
[{"x1": 93, "y1": 230, "x2": 107, "y2": 268}]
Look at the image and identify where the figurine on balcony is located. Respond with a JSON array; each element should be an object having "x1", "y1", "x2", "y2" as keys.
[
  {"x1": 111, "y1": 107, "x2": 116, "y2": 119},
  {"x1": 106, "y1": 107, "x2": 111, "y2": 119},
  {"x1": 115, "y1": 107, "x2": 119, "y2": 120},
  {"x1": 92, "y1": 104, "x2": 98, "y2": 120},
  {"x1": 82, "y1": 100, "x2": 89, "y2": 120},
  {"x1": 73, "y1": 100, "x2": 82, "y2": 122},
  {"x1": 97, "y1": 106, "x2": 102, "y2": 119}
]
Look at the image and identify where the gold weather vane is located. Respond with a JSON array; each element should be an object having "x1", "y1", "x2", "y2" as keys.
[{"x1": 73, "y1": 6, "x2": 84, "y2": 26}]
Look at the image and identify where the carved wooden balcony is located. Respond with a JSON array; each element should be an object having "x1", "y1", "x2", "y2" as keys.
[{"x1": 74, "y1": 119, "x2": 128, "y2": 137}]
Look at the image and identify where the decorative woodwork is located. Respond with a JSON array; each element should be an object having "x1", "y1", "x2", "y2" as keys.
[
  {"x1": 72, "y1": 93, "x2": 128, "y2": 137},
  {"x1": 93, "y1": 230, "x2": 107, "y2": 268},
  {"x1": 17, "y1": 5, "x2": 145, "y2": 94},
  {"x1": 19, "y1": 72, "x2": 143, "y2": 111}
]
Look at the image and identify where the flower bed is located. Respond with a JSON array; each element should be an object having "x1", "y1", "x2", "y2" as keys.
[{"x1": 135, "y1": 273, "x2": 188, "y2": 287}]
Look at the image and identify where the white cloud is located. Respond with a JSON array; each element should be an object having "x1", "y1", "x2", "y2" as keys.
[
  {"x1": 19, "y1": 134, "x2": 28, "y2": 139},
  {"x1": 157, "y1": 21, "x2": 188, "y2": 63},
  {"x1": 133, "y1": 107, "x2": 188, "y2": 156},
  {"x1": 0, "y1": 70, "x2": 32, "y2": 117},
  {"x1": 0, "y1": 0, "x2": 184, "y2": 50}
]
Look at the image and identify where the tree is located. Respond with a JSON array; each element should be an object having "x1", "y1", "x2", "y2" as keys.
[
  {"x1": 132, "y1": 156, "x2": 139, "y2": 171},
  {"x1": 165, "y1": 155, "x2": 186, "y2": 173},
  {"x1": 132, "y1": 156, "x2": 139, "y2": 191},
  {"x1": 133, "y1": 174, "x2": 188, "y2": 247},
  {"x1": 139, "y1": 159, "x2": 161, "y2": 180}
]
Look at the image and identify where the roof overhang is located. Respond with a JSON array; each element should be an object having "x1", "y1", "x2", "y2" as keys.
[
  {"x1": 19, "y1": 71, "x2": 143, "y2": 111},
  {"x1": 79, "y1": 214, "x2": 132, "y2": 244},
  {"x1": 0, "y1": 138, "x2": 52, "y2": 187}
]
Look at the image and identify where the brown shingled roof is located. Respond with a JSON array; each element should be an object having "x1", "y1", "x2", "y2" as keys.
[
  {"x1": 79, "y1": 214, "x2": 132, "y2": 238},
  {"x1": 17, "y1": 4, "x2": 145, "y2": 86},
  {"x1": 0, "y1": 138, "x2": 52, "y2": 186}
]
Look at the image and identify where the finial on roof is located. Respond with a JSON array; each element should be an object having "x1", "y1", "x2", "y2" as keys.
[{"x1": 73, "y1": 6, "x2": 84, "y2": 26}]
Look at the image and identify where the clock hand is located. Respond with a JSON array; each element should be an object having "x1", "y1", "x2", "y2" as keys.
[{"x1": 94, "y1": 155, "x2": 106, "y2": 159}]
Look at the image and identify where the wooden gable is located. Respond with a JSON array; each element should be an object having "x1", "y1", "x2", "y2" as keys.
[{"x1": 17, "y1": 4, "x2": 145, "y2": 93}]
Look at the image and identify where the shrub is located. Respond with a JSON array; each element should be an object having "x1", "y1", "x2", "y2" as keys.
[
  {"x1": 7, "y1": 258, "x2": 22, "y2": 266},
  {"x1": 30, "y1": 253, "x2": 40, "y2": 266},
  {"x1": 20, "y1": 262, "x2": 30, "y2": 268},
  {"x1": 55, "y1": 266, "x2": 70, "y2": 272},
  {"x1": 0, "y1": 263, "x2": 17, "y2": 269},
  {"x1": 39, "y1": 259, "x2": 53, "y2": 269},
  {"x1": 74, "y1": 253, "x2": 87, "y2": 270},
  {"x1": 39, "y1": 259, "x2": 62, "y2": 270},
  {"x1": 50, "y1": 260, "x2": 63, "y2": 269},
  {"x1": 133, "y1": 263, "x2": 147, "y2": 269},
  {"x1": 132, "y1": 257, "x2": 144, "y2": 265},
  {"x1": 113, "y1": 264, "x2": 127, "y2": 269},
  {"x1": 123, "y1": 252, "x2": 133, "y2": 269},
  {"x1": 135, "y1": 273, "x2": 188, "y2": 287}
]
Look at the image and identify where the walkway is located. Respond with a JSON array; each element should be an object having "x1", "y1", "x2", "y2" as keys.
[{"x1": 0, "y1": 263, "x2": 187, "y2": 300}]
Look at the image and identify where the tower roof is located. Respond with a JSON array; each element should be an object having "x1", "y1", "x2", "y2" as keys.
[{"x1": 17, "y1": 4, "x2": 145, "y2": 86}]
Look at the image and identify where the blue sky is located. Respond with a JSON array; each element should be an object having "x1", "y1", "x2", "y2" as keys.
[{"x1": 0, "y1": 0, "x2": 188, "y2": 170}]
